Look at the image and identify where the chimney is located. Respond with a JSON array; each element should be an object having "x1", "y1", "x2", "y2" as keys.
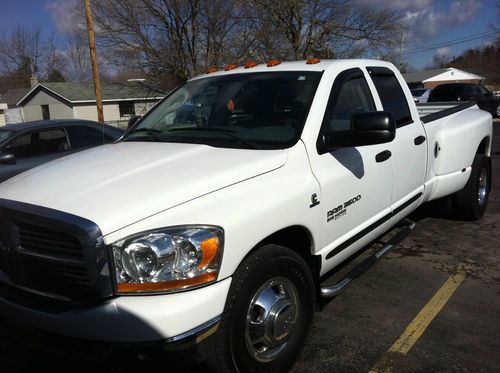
[{"x1": 30, "y1": 75, "x2": 38, "y2": 88}]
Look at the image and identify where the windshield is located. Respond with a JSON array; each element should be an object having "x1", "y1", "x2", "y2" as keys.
[
  {"x1": 124, "y1": 71, "x2": 322, "y2": 149},
  {"x1": 0, "y1": 130, "x2": 15, "y2": 144}
]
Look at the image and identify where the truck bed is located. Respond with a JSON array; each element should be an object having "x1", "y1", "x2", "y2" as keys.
[{"x1": 417, "y1": 101, "x2": 477, "y2": 123}]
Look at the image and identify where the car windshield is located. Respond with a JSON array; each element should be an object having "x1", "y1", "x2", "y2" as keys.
[
  {"x1": 124, "y1": 71, "x2": 322, "y2": 149},
  {"x1": 0, "y1": 129, "x2": 15, "y2": 144}
]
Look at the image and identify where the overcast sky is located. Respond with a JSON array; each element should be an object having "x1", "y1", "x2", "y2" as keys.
[{"x1": 0, "y1": 0, "x2": 498, "y2": 71}]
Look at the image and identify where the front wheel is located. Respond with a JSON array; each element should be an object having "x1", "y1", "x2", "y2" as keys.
[
  {"x1": 453, "y1": 154, "x2": 491, "y2": 220},
  {"x1": 207, "y1": 244, "x2": 315, "y2": 373}
]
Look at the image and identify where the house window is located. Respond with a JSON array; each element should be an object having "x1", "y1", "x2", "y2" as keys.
[
  {"x1": 119, "y1": 101, "x2": 135, "y2": 116},
  {"x1": 41, "y1": 105, "x2": 50, "y2": 120}
]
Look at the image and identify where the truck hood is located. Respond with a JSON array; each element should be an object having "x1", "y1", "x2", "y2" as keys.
[{"x1": 0, "y1": 142, "x2": 287, "y2": 235}]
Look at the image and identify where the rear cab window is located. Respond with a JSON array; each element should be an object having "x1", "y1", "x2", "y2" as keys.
[{"x1": 367, "y1": 67, "x2": 413, "y2": 128}]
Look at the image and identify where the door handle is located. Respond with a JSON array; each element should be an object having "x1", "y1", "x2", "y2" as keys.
[
  {"x1": 375, "y1": 150, "x2": 391, "y2": 163},
  {"x1": 414, "y1": 135, "x2": 426, "y2": 145}
]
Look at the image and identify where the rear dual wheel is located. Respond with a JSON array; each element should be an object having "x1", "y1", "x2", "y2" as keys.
[
  {"x1": 453, "y1": 154, "x2": 491, "y2": 220},
  {"x1": 208, "y1": 244, "x2": 315, "y2": 373}
]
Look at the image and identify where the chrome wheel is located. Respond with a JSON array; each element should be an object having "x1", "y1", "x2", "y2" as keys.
[
  {"x1": 478, "y1": 167, "x2": 488, "y2": 207},
  {"x1": 497, "y1": 105, "x2": 500, "y2": 118},
  {"x1": 245, "y1": 276, "x2": 299, "y2": 362}
]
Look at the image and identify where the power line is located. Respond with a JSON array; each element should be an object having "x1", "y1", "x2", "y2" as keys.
[
  {"x1": 403, "y1": 30, "x2": 499, "y2": 56},
  {"x1": 405, "y1": 30, "x2": 497, "y2": 53}
]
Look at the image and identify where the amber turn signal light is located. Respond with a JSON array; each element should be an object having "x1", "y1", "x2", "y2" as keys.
[
  {"x1": 306, "y1": 57, "x2": 321, "y2": 64},
  {"x1": 267, "y1": 59, "x2": 281, "y2": 67},
  {"x1": 224, "y1": 64, "x2": 238, "y2": 71}
]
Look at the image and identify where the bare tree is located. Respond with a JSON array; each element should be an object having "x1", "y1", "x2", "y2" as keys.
[
  {"x1": 63, "y1": 30, "x2": 92, "y2": 81},
  {"x1": 0, "y1": 25, "x2": 68, "y2": 88},
  {"x1": 0, "y1": 25, "x2": 43, "y2": 87},
  {"x1": 68, "y1": 0, "x2": 404, "y2": 90},
  {"x1": 245, "y1": 0, "x2": 402, "y2": 60}
]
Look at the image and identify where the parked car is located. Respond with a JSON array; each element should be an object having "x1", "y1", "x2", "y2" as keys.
[
  {"x1": 427, "y1": 83, "x2": 500, "y2": 117},
  {"x1": 0, "y1": 119, "x2": 123, "y2": 182},
  {"x1": 411, "y1": 88, "x2": 431, "y2": 103},
  {"x1": 0, "y1": 60, "x2": 492, "y2": 373}
]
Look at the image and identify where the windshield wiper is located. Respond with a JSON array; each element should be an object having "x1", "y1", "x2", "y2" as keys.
[
  {"x1": 167, "y1": 127, "x2": 261, "y2": 150},
  {"x1": 127, "y1": 128, "x2": 164, "y2": 141}
]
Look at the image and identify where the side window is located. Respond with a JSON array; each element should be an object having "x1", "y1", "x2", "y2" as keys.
[
  {"x1": 6, "y1": 133, "x2": 33, "y2": 158},
  {"x1": 368, "y1": 67, "x2": 413, "y2": 127},
  {"x1": 119, "y1": 101, "x2": 135, "y2": 117},
  {"x1": 7, "y1": 129, "x2": 69, "y2": 158},
  {"x1": 478, "y1": 85, "x2": 489, "y2": 96},
  {"x1": 320, "y1": 71, "x2": 375, "y2": 134},
  {"x1": 67, "y1": 126, "x2": 112, "y2": 149},
  {"x1": 41, "y1": 105, "x2": 50, "y2": 120}
]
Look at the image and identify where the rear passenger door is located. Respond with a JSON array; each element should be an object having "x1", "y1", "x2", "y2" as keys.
[
  {"x1": 367, "y1": 67, "x2": 426, "y2": 215},
  {"x1": 0, "y1": 128, "x2": 71, "y2": 182}
]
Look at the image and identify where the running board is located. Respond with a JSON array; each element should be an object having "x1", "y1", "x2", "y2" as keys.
[{"x1": 320, "y1": 219, "x2": 416, "y2": 298}]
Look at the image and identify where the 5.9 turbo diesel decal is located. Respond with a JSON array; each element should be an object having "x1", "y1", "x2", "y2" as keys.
[{"x1": 327, "y1": 195, "x2": 361, "y2": 222}]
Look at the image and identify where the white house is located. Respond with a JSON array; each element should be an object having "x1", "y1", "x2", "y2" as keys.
[
  {"x1": 17, "y1": 81, "x2": 165, "y2": 128},
  {"x1": 403, "y1": 67, "x2": 485, "y2": 89},
  {"x1": 0, "y1": 103, "x2": 7, "y2": 126}
]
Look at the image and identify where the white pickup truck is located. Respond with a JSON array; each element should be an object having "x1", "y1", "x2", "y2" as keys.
[{"x1": 0, "y1": 59, "x2": 492, "y2": 372}]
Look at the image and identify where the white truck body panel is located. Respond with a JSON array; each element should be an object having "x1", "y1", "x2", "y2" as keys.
[
  {"x1": 0, "y1": 59, "x2": 493, "y2": 344},
  {"x1": 0, "y1": 142, "x2": 287, "y2": 235}
]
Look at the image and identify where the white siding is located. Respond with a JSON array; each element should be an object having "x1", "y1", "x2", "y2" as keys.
[
  {"x1": 73, "y1": 103, "x2": 121, "y2": 122},
  {"x1": 22, "y1": 91, "x2": 74, "y2": 121},
  {"x1": 134, "y1": 101, "x2": 156, "y2": 115}
]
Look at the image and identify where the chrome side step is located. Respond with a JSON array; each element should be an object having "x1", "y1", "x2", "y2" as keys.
[{"x1": 320, "y1": 219, "x2": 416, "y2": 298}]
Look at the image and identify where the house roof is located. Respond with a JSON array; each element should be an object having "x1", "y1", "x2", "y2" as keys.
[
  {"x1": 17, "y1": 81, "x2": 166, "y2": 106},
  {"x1": 402, "y1": 68, "x2": 449, "y2": 83},
  {"x1": 403, "y1": 67, "x2": 485, "y2": 83},
  {"x1": 1, "y1": 87, "x2": 31, "y2": 107}
]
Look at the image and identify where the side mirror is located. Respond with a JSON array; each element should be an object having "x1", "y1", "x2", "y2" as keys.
[
  {"x1": 317, "y1": 111, "x2": 396, "y2": 154},
  {"x1": 0, "y1": 152, "x2": 15, "y2": 165},
  {"x1": 128, "y1": 115, "x2": 142, "y2": 129}
]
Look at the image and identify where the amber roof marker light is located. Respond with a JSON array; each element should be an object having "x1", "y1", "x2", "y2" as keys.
[
  {"x1": 207, "y1": 67, "x2": 219, "y2": 73},
  {"x1": 306, "y1": 57, "x2": 321, "y2": 64},
  {"x1": 244, "y1": 61, "x2": 258, "y2": 69},
  {"x1": 267, "y1": 59, "x2": 281, "y2": 67},
  {"x1": 224, "y1": 64, "x2": 238, "y2": 71}
]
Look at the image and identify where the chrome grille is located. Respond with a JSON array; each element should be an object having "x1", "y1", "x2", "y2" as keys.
[{"x1": 0, "y1": 199, "x2": 113, "y2": 307}]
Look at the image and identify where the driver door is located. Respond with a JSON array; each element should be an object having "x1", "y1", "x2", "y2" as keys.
[{"x1": 307, "y1": 68, "x2": 393, "y2": 263}]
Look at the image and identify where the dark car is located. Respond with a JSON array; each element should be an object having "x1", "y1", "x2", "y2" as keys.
[
  {"x1": 0, "y1": 119, "x2": 124, "y2": 182},
  {"x1": 427, "y1": 83, "x2": 500, "y2": 117}
]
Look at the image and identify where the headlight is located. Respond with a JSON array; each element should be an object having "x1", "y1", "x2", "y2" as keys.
[{"x1": 112, "y1": 226, "x2": 223, "y2": 293}]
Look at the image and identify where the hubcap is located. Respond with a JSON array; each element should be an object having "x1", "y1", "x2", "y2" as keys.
[
  {"x1": 497, "y1": 106, "x2": 500, "y2": 117},
  {"x1": 478, "y1": 167, "x2": 488, "y2": 207},
  {"x1": 245, "y1": 277, "x2": 299, "y2": 362}
]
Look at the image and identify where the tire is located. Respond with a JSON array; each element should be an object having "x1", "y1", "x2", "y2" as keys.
[
  {"x1": 207, "y1": 244, "x2": 315, "y2": 373},
  {"x1": 453, "y1": 154, "x2": 491, "y2": 220}
]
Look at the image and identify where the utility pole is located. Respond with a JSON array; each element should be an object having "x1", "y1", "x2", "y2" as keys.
[
  {"x1": 84, "y1": 0, "x2": 104, "y2": 123},
  {"x1": 399, "y1": 32, "x2": 405, "y2": 72}
]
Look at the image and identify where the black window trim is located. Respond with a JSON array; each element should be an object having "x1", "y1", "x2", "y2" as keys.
[
  {"x1": 367, "y1": 66, "x2": 414, "y2": 128},
  {"x1": 316, "y1": 67, "x2": 376, "y2": 154}
]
